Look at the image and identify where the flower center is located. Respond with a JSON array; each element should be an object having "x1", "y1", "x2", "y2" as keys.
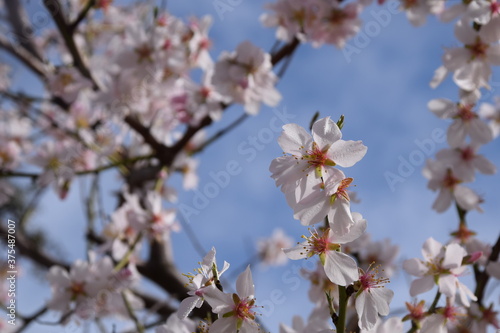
[
  {"x1": 466, "y1": 37, "x2": 489, "y2": 60},
  {"x1": 69, "y1": 281, "x2": 86, "y2": 299},
  {"x1": 456, "y1": 104, "x2": 476, "y2": 122},
  {"x1": 442, "y1": 169, "x2": 461, "y2": 189},
  {"x1": 235, "y1": 298, "x2": 256, "y2": 320},
  {"x1": 358, "y1": 264, "x2": 389, "y2": 291},
  {"x1": 460, "y1": 146, "x2": 474, "y2": 161}
]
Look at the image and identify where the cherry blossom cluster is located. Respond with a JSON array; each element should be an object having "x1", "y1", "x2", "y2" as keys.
[
  {"x1": 156, "y1": 248, "x2": 260, "y2": 333},
  {"x1": 269, "y1": 116, "x2": 396, "y2": 331},
  {"x1": 261, "y1": 0, "x2": 369, "y2": 48},
  {"x1": 396, "y1": 0, "x2": 500, "y2": 331},
  {"x1": 46, "y1": 253, "x2": 142, "y2": 321},
  {"x1": 0, "y1": 1, "x2": 281, "y2": 204}
]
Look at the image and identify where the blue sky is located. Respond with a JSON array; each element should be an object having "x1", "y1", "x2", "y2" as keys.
[{"x1": 9, "y1": 0, "x2": 500, "y2": 332}]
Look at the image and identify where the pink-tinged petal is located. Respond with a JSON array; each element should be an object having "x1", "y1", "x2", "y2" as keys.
[
  {"x1": 270, "y1": 155, "x2": 310, "y2": 189},
  {"x1": 293, "y1": 193, "x2": 330, "y2": 226},
  {"x1": 442, "y1": 48, "x2": 469, "y2": 71},
  {"x1": 323, "y1": 251, "x2": 358, "y2": 286},
  {"x1": 209, "y1": 317, "x2": 236, "y2": 333},
  {"x1": 447, "y1": 121, "x2": 467, "y2": 148},
  {"x1": 327, "y1": 199, "x2": 354, "y2": 236},
  {"x1": 473, "y1": 155, "x2": 496, "y2": 174},
  {"x1": 311, "y1": 117, "x2": 342, "y2": 149},
  {"x1": 433, "y1": 188, "x2": 453, "y2": 212},
  {"x1": 454, "y1": 61, "x2": 491, "y2": 91},
  {"x1": 178, "y1": 296, "x2": 200, "y2": 319},
  {"x1": 469, "y1": 118, "x2": 493, "y2": 145},
  {"x1": 332, "y1": 215, "x2": 367, "y2": 243},
  {"x1": 278, "y1": 123, "x2": 313, "y2": 155},
  {"x1": 456, "y1": 281, "x2": 476, "y2": 307},
  {"x1": 355, "y1": 292, "x2": 378, "y2": 330},
  {"x1": 430, "y1": 66, "x2": 448, "y2": 88},
  {"x1": 454, "y1": 19, "x2": 477, "y2": 45},
  {"x1": 443, "y1": 243, "x2": 467, "y2": 269},
  {"x1": 439, "y1": 3, "x2": 465, "y2": 22},
  {"x1": 328, "y1": 140, "x2": 367, "y2": 167},
  {"x1": 403, "y1": 258, "x2": 427, "y2": 277},
  {"x1": 371, "y1": 288, "x2": 393, "y2": 316},
  {"x1": 203, "y1": 287, "x2": 233, "y2": 313},
  {"x1": 420, "y1": 314, "x2": 447, "y2": 333},
  {"x1": 437, "y1": 274, "x2": 456, "y2": 297},
  {"x1": 47, "y1": 266, "x2": 71, "y2": 288},
  {"x1": 486, "y1": 45, "x2": 500, "y2": 66},
  {"x1": 480, "y1": 16, "x2": 500, "y2": 43},
  {"x1": 454, "y1": 185, "x2": 481, "y2": 211},
  {"x1": 283, "y1": 242, "x2": 309, "y2": 260},
  {"x1": 410, "y1": 276, "x2": 435, "y2": 296},
  {"x1": 428, "y1": 98, "x2": 456, "y2": 118},
  {"x1": 236, "y1": 266, "x2": 255, "y2": 298},
  {"x1": 422, "y1": 237, "x2": 443, "y2": 259}
]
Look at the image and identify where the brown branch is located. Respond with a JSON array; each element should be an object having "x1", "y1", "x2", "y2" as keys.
[
  {"x1": 43, "y1": 0, "x2": 98, "y2": 89},
  {"x1": 0, "y1": 34, "x2": 48, "y2": 78},
  {"x1": 475, "y1": 233, "x2": 500, "y2": 305},
  {"x1": 69, "y1": 0, "x2": 97, "y2": 32},
  {"x1": 4, "y1": 0, "x2": 45, "y2": 62}
]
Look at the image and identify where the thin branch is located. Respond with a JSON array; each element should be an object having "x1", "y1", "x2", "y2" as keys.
[
  {"x1": 43, "y1": 0, "x2": 98, "y2": 88},
  {"x1": 69, "y1": 0, "x2": 96, "y2": 32},
  {"x1": 13, "y1": 306, "x2": 48, "y2": 333},
  {"x1": 475, "y1": 233, "x2": 500, "y2": 305},
  {"x1": 121, "y1": 291, "x2": 144, "y2": 333},
  {"x1": 4, "y1": 0, "x2": 45, "y2": 62},
  {"x1": 0, "y1": 34, "x2": 49, "y2": 78},
  {"x1": 193, "y1": 113, "x2": 249, "y2": 154}
]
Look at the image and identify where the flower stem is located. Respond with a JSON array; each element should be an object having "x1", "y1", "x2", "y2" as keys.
[
  {"x1": 335, "y1": 285, "x2": 348, "y2": 333},
  {"x1": 428, "y1": 290, "x2": 441, "y2": 313}
]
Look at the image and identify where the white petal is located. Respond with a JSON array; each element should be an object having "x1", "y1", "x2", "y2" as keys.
[
  {"x1": 236, "y1": 266, "x2": 255, "y2": 298},
  {"x1": 209, "y1": 317, "x2": 236, "y2": 333},
  {"x1": 311, "y1": 117, "x2": 342, "y2": 149},
  {"x1": 333, "y1": 216, "x2": 367, "y2": 243},
  {"x1": 323, "y1": 251, "x2": 358, "y2": 286},
  {"x1": 403, "y1": 258, "x2": 427, "y2": 277},
  {"x1": 355, "y1": 292, "x2": 378, "y2": 330},
  {"x1": 428, "y1": 98, "x2": 456, "y2": 118},
  {"x1": 328, "y1": 140, "x2": 367, "y2": 167},
  {"x1": 432, "y1": 188, "x2": 453, "y2": 212},
  {"x1": 410, "y1": 276, "x2": 435, "y2": 296},
  {"x1": 437, "y1": 274, "x2": 457, "y2": 297},
  {"x1": 472, "y1": 154, "x2": 496, "y2": 175},
  {"x1": 443, "y1": 243, "x2": 466, "y2": 269},
  {"x1": 283, "y1": 243, "x2": 309, "y2": 260},
  {"x1": 278, "y1": 124, "x2": 313, "y2": 155},
  {"x1": 178, "y1": 296, "x2": 200, "y2": 319}
]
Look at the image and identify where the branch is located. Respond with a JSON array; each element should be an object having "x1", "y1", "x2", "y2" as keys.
[
  {"x1": 0, "y1": 34, "x2": 49, "y2": 78},
  {"x1": 4, "y1": 0, "x2": 45, "y2": 62},
  {"x1": 475, "y1": 233, "x2": 500, "y2": 305},
  {"x1": 43, "y1": 0, "x2": 98, "y2": 88},
  {"x1": 69, "y1": 0, "x2": 96, "y2": 32}
]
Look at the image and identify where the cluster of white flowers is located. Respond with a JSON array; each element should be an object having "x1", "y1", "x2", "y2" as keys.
[
  {"x1": 261, "y1": 0, "x2": 367, "y2": 48},
  {"x1": 46, "y1": 254, "x2": 142, "y2": 321}
]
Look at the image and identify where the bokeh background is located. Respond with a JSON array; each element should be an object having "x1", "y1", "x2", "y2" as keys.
[{"x1": 7, "y1": 0, "x2": 500, "y2": 331}]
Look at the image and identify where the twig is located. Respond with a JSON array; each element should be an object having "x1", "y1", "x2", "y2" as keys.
[{"x1": 70, "y1": 0, "x2": 96, "y2": 32}]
